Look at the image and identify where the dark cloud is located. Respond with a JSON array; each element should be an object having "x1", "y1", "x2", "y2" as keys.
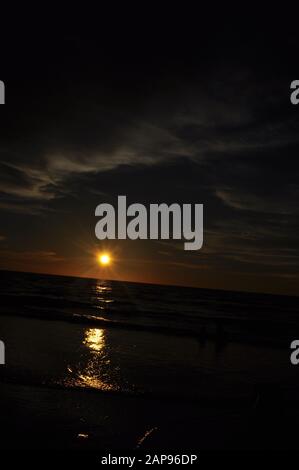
[{"x1": 0, "y1": 25, "x2": 299, "y2": 294}]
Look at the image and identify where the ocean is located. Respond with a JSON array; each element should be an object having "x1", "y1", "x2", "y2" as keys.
[{"x1": 0, "y1": 269, "x2": 298, "y2": 449}]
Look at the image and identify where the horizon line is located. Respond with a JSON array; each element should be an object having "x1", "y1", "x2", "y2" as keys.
[{"x1": 0, "y1": 267, "x2": 298, "y2": 299}]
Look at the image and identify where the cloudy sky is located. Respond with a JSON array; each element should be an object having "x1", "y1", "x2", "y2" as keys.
[{"x1": 0, "y1": 22, "x2": 298, "y2": 295}]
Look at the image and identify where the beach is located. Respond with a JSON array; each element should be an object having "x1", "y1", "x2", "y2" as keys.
[{"x1": 0, "y1": 270, "x2": 299, "y2": 450}]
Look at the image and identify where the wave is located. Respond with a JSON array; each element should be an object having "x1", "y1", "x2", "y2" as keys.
[
  {"x1": 0, "y1": 270, "x2": 298, "y2": 347},
  {"x1": 0, "y1": 306, "x2": 294, "y2": 348}
]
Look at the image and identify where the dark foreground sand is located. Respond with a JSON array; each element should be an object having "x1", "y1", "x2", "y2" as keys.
[
  {"x1": 1, "y1": 380, "x2": 299, "y2": 450},
  {"x1": 1, "y1": 309, "x2": 299, "y2": 450}
]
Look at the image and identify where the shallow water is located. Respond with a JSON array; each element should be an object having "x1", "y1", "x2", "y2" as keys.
[
  {"x1": 0, "y1": 313, "x2": 297, "y2": 401},
  {"x1": 0, "y1": 270, "x2": 299, "y2": 449}
]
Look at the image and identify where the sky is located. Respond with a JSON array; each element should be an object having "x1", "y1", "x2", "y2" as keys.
[{"x1": 0, "y1": 21, "x2": 299, "y2": 295}]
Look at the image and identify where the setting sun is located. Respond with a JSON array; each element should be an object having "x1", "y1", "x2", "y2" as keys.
[{"x1": 98, "y1": 253, "x2": 111, "y2": 266}]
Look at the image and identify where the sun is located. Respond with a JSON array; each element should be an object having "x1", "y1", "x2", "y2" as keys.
[{"x1": 98, "y1": 253, "x2": 111, "y2": 266}]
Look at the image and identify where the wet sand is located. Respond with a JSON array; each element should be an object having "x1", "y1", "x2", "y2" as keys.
[
  {"x1": 1, "y1": 314, "x2": 299, "y2": 449},
  {"x1": 1, "y1": 379, "x2": 299, "y2": 450}
]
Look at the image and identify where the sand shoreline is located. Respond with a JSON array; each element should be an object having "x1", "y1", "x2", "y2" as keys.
[{"x1": 0, "y1": 380, "x2": 299, "y2": 450}]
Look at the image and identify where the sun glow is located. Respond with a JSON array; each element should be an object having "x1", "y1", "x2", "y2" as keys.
[{"x1": 98, "y1": 253, "x2": 111, "y2": 266}]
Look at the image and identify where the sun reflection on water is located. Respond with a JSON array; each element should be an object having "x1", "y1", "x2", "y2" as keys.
[
  {"x1": 83, "y1": 328, "x2": 105, "y2": 352},
  {"x1": 94, "y1": 281, "x2": 114, "y2": 310},
  {"x1": 78, "y1": 327, "x2": 114, "y2": 390},
  {"x1": 64, "y1": 327, "x2": 117, "y2": 392},
  {"x1": 77, "y1": 371, "x2": 114, "y2": 391}
]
